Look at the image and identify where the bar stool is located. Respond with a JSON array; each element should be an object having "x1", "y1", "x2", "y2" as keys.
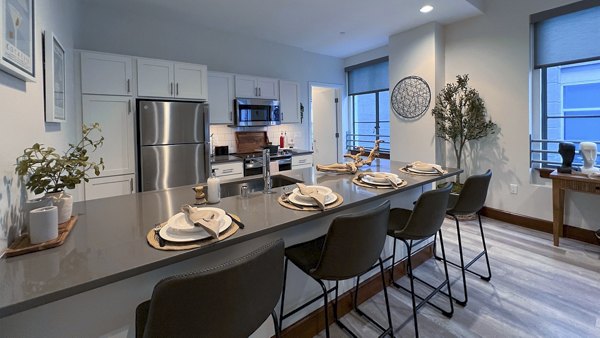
[
  {"x1": 387, "y1": 183, "x2": 454, "y2": 338},
  {"x1": 279, "y1": 201, "x2": 393, "y2": 338},
  {"x1": 136, "y1": 239, "x2": 284, "y2": 338},
  {"x1": 434, "y1": 169, "x2": 492, "y2": 306}
]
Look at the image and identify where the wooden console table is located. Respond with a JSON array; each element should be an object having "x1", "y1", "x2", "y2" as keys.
[{"x1": 550, "y1": 170, "x2": 600, "y2": 246}]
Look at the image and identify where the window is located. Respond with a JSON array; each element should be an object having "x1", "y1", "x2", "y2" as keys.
[
  {"x1": 530, "y1": 2, "x2": 600, "y2": 168},
  {"x1": 346, "y1": 58, "x2": 390, "y2": 155}
]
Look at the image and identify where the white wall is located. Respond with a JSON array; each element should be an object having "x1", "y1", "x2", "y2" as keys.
[
  {"x1": 76, "y1": 2, "x2": 345, "y2": 152},
  {"x1": 389, "y1": 22, "x2": 444, "y2": 164},
  {"x1": 0, "y1": 1, "x2": 81, "y2": 253},
  {"x1": 444, "y1": 0, "x2": 600, "y2": 230}
]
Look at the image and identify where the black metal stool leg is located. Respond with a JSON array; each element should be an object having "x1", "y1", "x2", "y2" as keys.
[
  {"x1": 438, "y1": 230, "x2": 454, "y2": 318},
  {"x1": 404, "y1": 240, "x2": 419, "y2": 338},
  {"x1": 316, "y1": 279, "x2": 330, "y2": 338},
  {"x1": 271, "y1": 310, "x2": 281, "y2": 338},
  {"x1": 477, "y1": 213, "x2": 492, "y2": 281},
  {"x1": 452, "y1": 215, "x2": 469, "y2": 306},
  {"x1": 379, "y1": 258, "x2": 395, "y2": 338},
  {"x1": 390, "y1": 238, "x2": 398, "y2": 285},
  {"x1": 279, "y1": 257, "x2": 289, "y2": 329}
]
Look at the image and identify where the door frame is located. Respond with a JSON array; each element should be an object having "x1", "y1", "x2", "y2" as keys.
[{"x1": 308, "y1": 82, "x2": 344, "y2": 163}]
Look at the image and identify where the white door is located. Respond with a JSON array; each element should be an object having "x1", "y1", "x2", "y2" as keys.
[
  {"x1": 235, "y1": 75, "x2": 258, "y2": 98},
  {"x1": 175, "y1": 63, "x2": 208, "y2": 100},
  {"x1": 82, "y1": 95, "x2": 135, "y2": 177},
  {"x1": 208, "y1": 71, "x2": 235, "y2": 124},
  {"x1": 137, "y1": 58, "x2": 174, "y2": 97},
  {"x1": 312, "y1": 86, "x2": 340, "y2": 164},
  {"x1": 81, "y1": 52, "x2": 132, "y2": 96}
]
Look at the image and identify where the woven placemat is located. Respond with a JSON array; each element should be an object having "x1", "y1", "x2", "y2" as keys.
[
  {"x1": 278, "y1": 192, "x2": 344, "y2": 211},
  {"x1": 146, "y1": 214, "x2": 241, "y2": 251},
  {"x1": 352, "y1": 177, "x2": 408, "y2": 190},
  {"x1": 399, "y1": 168, "x2": 448, "y2": 176}
]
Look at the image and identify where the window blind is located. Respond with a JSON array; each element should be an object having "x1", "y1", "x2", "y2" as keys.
[
  {"x1": 346, "y1": 58, "x2": 389, "y2": 95},
  {"x1": 533, "y1": 3, "x2": 600, "y2": 68}
]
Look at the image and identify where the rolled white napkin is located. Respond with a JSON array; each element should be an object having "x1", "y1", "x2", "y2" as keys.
[{"x1": 296, "y1": 183, "x2": 326, "y2": 210}]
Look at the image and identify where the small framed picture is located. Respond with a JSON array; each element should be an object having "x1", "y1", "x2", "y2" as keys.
[
  {"x1": 43, "y1": 31, "x2": 66, "y2": 123},
  {"x1": 0, "y1": 0, "x2": 35, "y2": 81}
]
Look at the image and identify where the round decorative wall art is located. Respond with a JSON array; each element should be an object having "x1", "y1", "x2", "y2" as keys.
[{"x1": 391, "y1": 76, "x2": 431, "y2": 119}]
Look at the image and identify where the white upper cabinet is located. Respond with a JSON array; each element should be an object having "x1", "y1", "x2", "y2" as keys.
[
  {"x1": 208, "y1": 71, "x2": 235, "y2": 124},
  {"x1": 279, "y1": 80, "x2": 300, "y2": 124},
  {"x1": 137, "y1": 58, "x2": 207, "y2": 100},
  {"x1": 81, "y1": 52, "x2": 132, "y2": 96},
  {"x1": 235, "y1": 75, "x2": 279, "y2": 99},
  {"x1": 82, "y1": 95, "x2": 135, "y2": 177}
]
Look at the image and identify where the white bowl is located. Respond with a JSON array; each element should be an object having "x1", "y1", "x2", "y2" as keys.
[
  {"x1": 291, "y1": 185, "x2": 333, "y2": 203},
  {"x1": 365, "y1": 172, "x2": 399, "y2": 183}
]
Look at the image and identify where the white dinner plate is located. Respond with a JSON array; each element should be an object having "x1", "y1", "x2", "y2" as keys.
[
  {"x1": 407, "y1": 167, "x2": 439, "y2": 174},
  {"x1": 363, "y1": 172, "x2": 399, "y2": 184},
  {"x1": 159, "y1": 215, "x2": 232, "y2": 242},
  {"x1": 292, "y1": 185, "x2": 333, "y2": 203},
  {"x1": 288, "y1": 192, "x2": 337, "y2": 206},
  {"x1": 361, "y1": 175, "x2": 404, "y2": 186},
  {"x1": 168, "y1": 207, "x2": 226, "y2": 233}
]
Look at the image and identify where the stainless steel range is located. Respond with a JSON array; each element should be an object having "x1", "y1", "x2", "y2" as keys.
[{"x1": 234, "y1": 150, "x2": 292, "y2": 176}]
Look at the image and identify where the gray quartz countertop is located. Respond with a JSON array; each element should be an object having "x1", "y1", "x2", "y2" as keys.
[
  {"x1": 0, "y1": 160, "x2": 460, "y2": 318},
  {"x1": 210, "y1": 155, "x2": 243, "y2": 164},
  {"x1": 288, "y1": 149, "x2": 313, "y2": 155}
]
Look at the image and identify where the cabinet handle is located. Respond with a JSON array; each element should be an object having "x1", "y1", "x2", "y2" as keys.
[
  {"x1": 128, "y1": 100, "x2": 132, "y2": 114},
  {"x1": 130, "y1": 178, "x2": 134, "y2": 193},
  {"x1": 170, "y1": 83, "x2": 174, "y2": 95},
  {"x1": 127, "y1": 79, "x2": 131, "y2": 93},
  {"x1": 222, "y1": 169, "x2": 233, "y2": 174},
  {"x1": 259, "y1": 87, "x2": 261, "y2": 96},
  {"x1": 176, "y1": 83, "x2": 179, "y2": 96},
  {"x1": 230, "y1": 111, "x2": 233, "y2": 122},
  {"x1": 299, "y1": 159, "x2": 306, "y2": 164},
  {"x1": 255, "y1": 87, "x2": 258, "y2": 97}
]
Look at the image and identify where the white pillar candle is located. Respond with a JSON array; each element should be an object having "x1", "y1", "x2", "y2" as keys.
[{"x1": 29, "y1": 206, "x2": 59, "y2": 244}]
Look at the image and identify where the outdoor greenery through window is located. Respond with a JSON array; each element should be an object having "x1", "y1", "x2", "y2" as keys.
[
  {"x1": 530, "y1": 2, "x2": 600, "y2": 169},
  {"x1": 346, "y1": 58, "x2": 390, "y2": 155}
]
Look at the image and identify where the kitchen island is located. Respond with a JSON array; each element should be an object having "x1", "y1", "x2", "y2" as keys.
[{"x1": 0, "y1": 160, "x2": 460, "y2": 337}]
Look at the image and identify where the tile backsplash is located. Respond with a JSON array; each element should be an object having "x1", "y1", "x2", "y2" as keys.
[{"x1": 209, "y1": 124, "x2": 307, "y2": 154}]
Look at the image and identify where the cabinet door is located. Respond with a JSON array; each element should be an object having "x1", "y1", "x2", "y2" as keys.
[
  {"x1": 256, "y1": 77, "x2": 279, "y2": 99},
  {"x1": 137, "y1": 58, "x2": 175, "y2": 98},
  {"x1": 208, "y1": 71, "x2": 235, "y2": 124},
  {"x1": 84, "y1": 174, "x2": 135, "y2": 200},
  {"x1": 235, "y1": 75, "x2": 258, "y2": 98},
  {"x1": 212, "y1": 162, "x2": 243, "y2": 179},
  {"x1": 280, "y1": 80, "x2": 300, "y2": 123},
  {"x1": 292, "y1": 154, "x2": 313, "y2": 169},
  {"x1": 81, "y1": 52, "x2": 132, "y2": 96},
  {"x1": 82, "y1": 95, "x2": 135, "y2": 177},
  {"x1": 175, "y1": 63, "x2": 208, "y2": 100}
]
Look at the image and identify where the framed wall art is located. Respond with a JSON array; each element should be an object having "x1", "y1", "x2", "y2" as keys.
[
  {"x1": 0, "y1": 0, "x2": 35, "y2": 82},
  {"x1": 43, "y1": 31, "x2": 66, "y2": 122}
]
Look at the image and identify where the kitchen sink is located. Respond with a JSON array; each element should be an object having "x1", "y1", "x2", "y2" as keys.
[{"x1": 220, "y1": 175, "x2": 302, "y2": 198}]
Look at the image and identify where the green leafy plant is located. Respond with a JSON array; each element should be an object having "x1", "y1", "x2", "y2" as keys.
[
  {"x1": 432, "y1": 74, "x2": 497, "y2": 183},
  {"x1": 15, "y1": 123, "x2": 105, "y2": 194}
]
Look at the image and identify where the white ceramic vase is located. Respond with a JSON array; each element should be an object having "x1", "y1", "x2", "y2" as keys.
[{"x1": 46, "y1": 192, "x2": 73, "y2": 224}]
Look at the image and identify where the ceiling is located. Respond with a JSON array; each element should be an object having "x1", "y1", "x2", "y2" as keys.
[{"x1": 83, "y1": 0, "x2": 484, "y2": 58}]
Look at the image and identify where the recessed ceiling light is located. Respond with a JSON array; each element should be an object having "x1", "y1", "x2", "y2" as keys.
[{"x1": 420, "y1": 5, "x2": 434, "y2": 13}]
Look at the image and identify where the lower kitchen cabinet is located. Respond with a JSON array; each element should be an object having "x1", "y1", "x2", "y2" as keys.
[
  {"x1": 292, "y1": 154, "x2": 313, "y2": 169},
  {"x1": 84, "y1": 174, "x2": 135, "y2": 200},
  {"x1": 212, "y1": 162, "x2": 243, "y2": 179}
]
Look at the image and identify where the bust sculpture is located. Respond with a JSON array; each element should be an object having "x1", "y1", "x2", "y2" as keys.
[
  {"x1": 580, "y1": 142, "x2": 600, "y2": 174},
  {"x1": 558, "y1": 142, "x2": 576, "y2": 173}
]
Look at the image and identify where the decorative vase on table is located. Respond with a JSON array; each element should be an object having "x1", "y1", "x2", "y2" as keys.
[{"x1": 46, "y1": 192, "x2": 73, "y2": 224}]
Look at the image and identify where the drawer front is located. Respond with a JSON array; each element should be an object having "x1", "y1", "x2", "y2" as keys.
[
  {"x1": 292, "y1": 155, "x2": 313, "y2": 166},
  {"x1": 557, "y1": 178, "x2": 600, "y2": 194},
  {"x1": 212, "y1": 162, "x2": 243, "y2": 177}
]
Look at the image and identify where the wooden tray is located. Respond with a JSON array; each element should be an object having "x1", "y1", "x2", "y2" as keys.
[
  {"x1": 5, "y1": 216, "x2": 78, "y2": 258},
  {"x1": 235, "y1": 131, "x2": 269, "y2": 153}
]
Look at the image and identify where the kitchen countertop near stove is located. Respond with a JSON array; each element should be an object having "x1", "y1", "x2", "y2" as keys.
[
  {"x1": 210, "y1": 155, "x2": 243, "y2": 164},
  {"x1": 287, "y1": 148, "x2": 313, "y2": 155},
  {"x1": 0, "y1": 160, "x2": 460, "y2": 318}
]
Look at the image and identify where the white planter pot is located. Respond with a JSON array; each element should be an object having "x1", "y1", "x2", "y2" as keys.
[
  {"x1": 24, "y1": 197, "x2": 52, "y2": 229},
  {"x1": 46, "y1": 192, "x2": 73, "y2": 224}
]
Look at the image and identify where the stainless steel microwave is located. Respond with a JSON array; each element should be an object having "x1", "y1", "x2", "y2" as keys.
[{"x1": 234, "y1": 98, "x2": 281, "y2": 126}]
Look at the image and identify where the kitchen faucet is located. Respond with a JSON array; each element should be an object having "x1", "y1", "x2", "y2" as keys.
[{"x1": 263, "y1": 148, "x2": 273, "y2": 193}]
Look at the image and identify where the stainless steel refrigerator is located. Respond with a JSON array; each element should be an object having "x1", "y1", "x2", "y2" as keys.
[{"x1": 137, "y1": 100, "x2": 210, "y2": 192}]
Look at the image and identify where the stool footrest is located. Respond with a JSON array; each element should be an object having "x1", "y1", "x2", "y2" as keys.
[
  {"x1": 281, "y1": 285, "x2": 337, "y2": 321},
  {"x1": 393, "y1": 275, "x2": 453, "y2": 317},
  {"x1": 436, "y1": 250, "x2": 491, "y2": 280}
]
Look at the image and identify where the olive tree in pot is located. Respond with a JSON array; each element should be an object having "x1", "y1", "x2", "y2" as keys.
[
  {"x1": 432, "y1": 74, "x2": 497, "y2": 188},
  {"x1": 15, "y1": 123, "x2": 104, "y2": 223}
]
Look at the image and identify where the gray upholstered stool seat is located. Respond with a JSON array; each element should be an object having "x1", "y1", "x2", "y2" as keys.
[
  {"x1": 279, "y1": 201, "x2": 394, "y2": 338},
  {"x1": 136, "y1": 239, "x2": 285, "y2": 338}
]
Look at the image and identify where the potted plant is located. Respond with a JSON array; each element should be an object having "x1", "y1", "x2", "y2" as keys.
[
  {"x1": 432, "y1": 74, "x2": 497, "y2": 187},
  {"x1": 15, "y1": 123, "x2": 104, "y2": 223}
]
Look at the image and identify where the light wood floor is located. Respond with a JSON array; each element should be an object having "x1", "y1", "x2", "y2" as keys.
[{"x1": 316, "y1": 217, "x2": 600, "y2": 337}]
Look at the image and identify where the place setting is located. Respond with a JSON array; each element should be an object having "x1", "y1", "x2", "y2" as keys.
[
  {"x1": 399, "y1": 161, "x2": 448, "y2": 176},
  {"x1": 146, "y1": 205, "x2": 244, "y2": 251},
  {"x1": 278, "y1": 183, "x2": 343, "y2": 211},
  {"x1": 353, "y1": 172, "x2": 407, "y2": 189}
]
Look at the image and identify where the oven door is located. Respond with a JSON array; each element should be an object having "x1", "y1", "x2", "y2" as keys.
[{"x1": 236, "y1": 98, "x2": 281, "y2": 126}]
